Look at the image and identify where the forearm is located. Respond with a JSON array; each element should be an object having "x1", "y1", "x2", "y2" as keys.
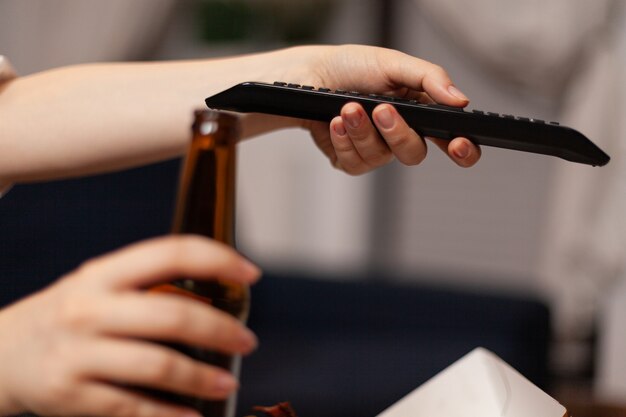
[{"x1": 0, "y1": 47, "x2": 315, "y2": 183}]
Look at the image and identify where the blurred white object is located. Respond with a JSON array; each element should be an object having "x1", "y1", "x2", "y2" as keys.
[
  {"x1": 596, "y1": 277, "x2": 626, "y2": 402},
  {"x1": 378, "y1": 347, "x2": 567, "y2": 417}
]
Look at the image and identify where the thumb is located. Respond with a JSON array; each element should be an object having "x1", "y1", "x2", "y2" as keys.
[{"x1": 380, "y1": 49, "x2": 470, "y2": 106}]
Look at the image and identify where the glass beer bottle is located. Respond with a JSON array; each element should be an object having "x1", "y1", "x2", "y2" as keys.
[{"x1": 150, "y1": 110, "x2": 248, "y2": 417}]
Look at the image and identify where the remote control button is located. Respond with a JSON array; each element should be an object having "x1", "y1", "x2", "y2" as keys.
[
  {"x1": 550, "y1": 121, "x2": 560, "y2": 125},
  {"x1": 301, "y1": 85, "x2": 315, "y2": 90},
  {"x1": 517, "y1": 117, "x2": 530, "y2": 122},
  {"x1": 318, "y1": 87, "x2": 332, "y2": 92},
  {"x1": 487, "y1": 112, "x2": 500, "y2": 117},
  {"x1": 287, "y1": 83, "x2": 301, "y2": 88},
  {"x1": 502, "y1": 114, "x2": 515, "y2": 119},
  {"x1": 335, "y1": 89, "x2": 347, "y2": 94},
  {"x1": 273, "y1": 81, "x2": 287, "y2": 86},
  {"x1": 531, "y1": 118, "x2": 545, "y2": 123},
  {"x1": 472, "y1": 110, "x2": 485, "y2": 114}
]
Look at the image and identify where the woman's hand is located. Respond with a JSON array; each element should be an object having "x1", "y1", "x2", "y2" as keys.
[
  {"x1": 244, "y1": 45, "x2": 482, "y2": 175},
  {"x1": 0, "y1": 236, "x2": 260, "y2": 417}
]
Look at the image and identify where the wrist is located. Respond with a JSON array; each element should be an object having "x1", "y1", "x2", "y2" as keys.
[{"x1": 254, "y1": 45, "x2": 330, "y2": 86}]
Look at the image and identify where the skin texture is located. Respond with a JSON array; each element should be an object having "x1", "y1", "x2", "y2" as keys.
[{"x1": 0, "y1": 44, "x2": 481, "y2": 417}]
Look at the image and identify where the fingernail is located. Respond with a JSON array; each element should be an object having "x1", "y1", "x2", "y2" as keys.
[
  {"x1": 344, "y1": 107, "x2": 363, "y2": 129},
  {"x1": 333, "y1": 122, "x2": 347, "y2": 136},
  {"x1": 214, "y1": 373, "x2": 238, "y2": 393},
  {"x1": 448, "y1": 85, "x2": 469, "y2": 101},
  {"x1": 375, "y1": 106, "x2": 394, "y2": 130},
  {"x1": 453, "y1": 142, "x2": 470, "y2": 159}
]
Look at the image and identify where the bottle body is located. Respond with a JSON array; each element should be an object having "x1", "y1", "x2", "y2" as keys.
[{"x1": 150, "y1": 110, "x2": 247, "y2": 417}]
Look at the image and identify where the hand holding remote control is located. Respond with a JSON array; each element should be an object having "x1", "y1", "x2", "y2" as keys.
[{"x1": 206, "y1": 81, "x2": 609, "y2": 167}]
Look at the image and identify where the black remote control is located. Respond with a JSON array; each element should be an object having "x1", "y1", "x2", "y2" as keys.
[{"x1": 205, "y1": 81, "x2": 610, "y2": 166}]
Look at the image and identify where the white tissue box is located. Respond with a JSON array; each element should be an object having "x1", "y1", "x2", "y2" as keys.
[{"x1": 377, "y1": 348, "x2": 567, "y2": 417}]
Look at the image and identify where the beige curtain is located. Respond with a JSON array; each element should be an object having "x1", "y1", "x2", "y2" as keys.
[{"x1": 0, "y1": 0, "x2": 177, "y2": 74}]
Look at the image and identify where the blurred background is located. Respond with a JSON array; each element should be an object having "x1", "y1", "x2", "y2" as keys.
[{"x1": 1, "y1": 1, "x2": 625, "y2": 416}]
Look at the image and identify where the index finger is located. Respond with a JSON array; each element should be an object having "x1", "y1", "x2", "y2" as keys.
[{"x1": 75, "y1": 235, "x2": 261, "y2": 290}]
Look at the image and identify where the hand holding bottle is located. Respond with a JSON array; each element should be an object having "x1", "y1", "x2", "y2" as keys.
[{"x1": 0, "y1": 236, "x2": 260, "y2": 417}]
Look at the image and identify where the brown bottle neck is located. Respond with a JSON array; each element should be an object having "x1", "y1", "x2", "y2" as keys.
[{"x1": 172, "y1": 111, "x2": 240, "y2": 244}]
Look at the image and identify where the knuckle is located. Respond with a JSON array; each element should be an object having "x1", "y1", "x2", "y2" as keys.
[
  {"x1": 153, "y1": 236, "x2": 200, "y2": 273},
  {"x1": 55, "y1": 296, "x2": 95, "y2": 330},
  {"x1": 166, "y1": 236, "x2": 194, "y2": 263},
  {"x1": 332, "y1": 138, "x2": 355, "y2": 153},
  {"x1": 364, "y1": 149, "x2": 393, "y2": 166},
  {"x1": 128, "y1": 400, "x2": 158, "y2": 417},
  {"x1": 347, "y1": 129, "x2": 369, "y2": 143},
  {"x1": 62, "y1": 260, "x2": 98, "y2": 287},
  {"x1": 343, "y1": 162, "x2": 369, "y2": 176},
  {"x1": 74, "y1": 257, "x2": 101, "y2": 279},
  {"x1": 432, "y1": 64, "x2": 445, "y2": 74},
  {"x1": 37, "y1": 372, "x2": 75, "y2": 410},
  {"x1": 428, "y1": 64, "x2": 446, "y2": 77},
  {"x1": 404, "y1": 147, "x2": 427, "y2": 166},
  {"x1": 207, "y1": 316, "x2": 239, "y2": 347},
  {"x1": 104, "y1": 396, "x2": 140, "y2": 417},
  {"x1": 180, "y1": 364, "x2": 205, "y2": 394},
  {"x1": 388, "y1": 130, "x2": 427, "y2": 166},
  {"x1": 385, "y1": 131, "x2": 410, "y2": 148},
  {"x1": 147, "y1": 352, "x2": 180, "y2": 382},
  {"x1": 159, "y1": 303, "x2": 191, "y2": 335}
]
